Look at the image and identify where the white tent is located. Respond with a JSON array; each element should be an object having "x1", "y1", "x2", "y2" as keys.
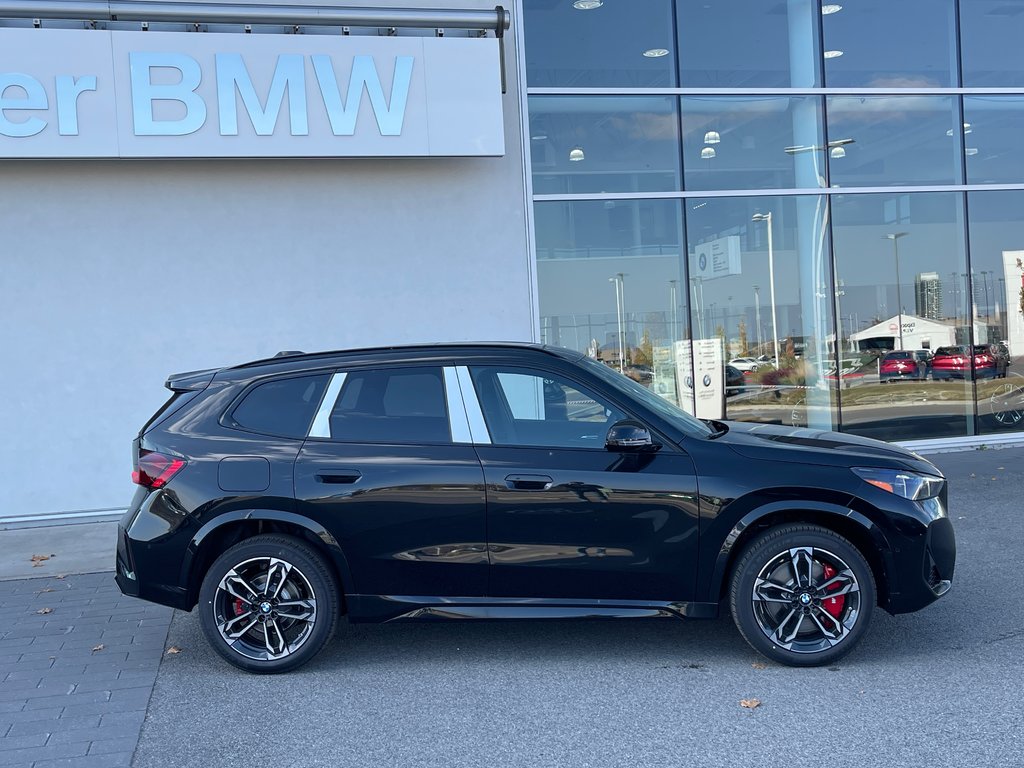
[{"x1": 850, "y1": 315, "x2": 956, "y2": 351}]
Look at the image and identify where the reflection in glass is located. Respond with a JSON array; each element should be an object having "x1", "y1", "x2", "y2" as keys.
[
  {"x1": 832, "y1": 193, "x2": 972, "y2": 440},
  {"x1": 826, "y1": 96, "x2": 962, "y2": 187},
  {"x1": 963, "y1": 97, "x2": 1024, "y2": 184},
  {"x1": 523, "y1": 0, "x2": 676, "y2": 88},
  {"x1": 529, "y1": 97, "x2": 681, "y2": 195},
  {"x1": 535, "y1": 200, "x2": 690, "y2": 408},
  {"x1": 681, "y1": 96, "x2": 824, "y2": 191},
  {"x1": 821, "y1": 0, "x2": 957, "y2": 87},
  {"x1": 677, "y1": 0, "x2": 820, "y2": 88},
  {"x1": 967, "y1": 192, "x2": 1024, "y2": 435},
  {"x1": 685, "y1": 196, "x2": 836, "y2": 430},
  {"x1": 961, "y1": 1, "x2": 1024, "y2": 87}
]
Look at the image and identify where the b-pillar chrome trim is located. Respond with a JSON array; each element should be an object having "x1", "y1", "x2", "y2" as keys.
[
  {"x1": 454, "y1": 366, "x2": 491, "y2": 445},
  {"x1": 308, "y1": 372, "x2": 347, "y2": 439}
]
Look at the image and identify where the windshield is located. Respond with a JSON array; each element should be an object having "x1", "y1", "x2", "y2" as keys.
[{"x1": 579, "y1": 357, "x2": 714, "y2": 438}]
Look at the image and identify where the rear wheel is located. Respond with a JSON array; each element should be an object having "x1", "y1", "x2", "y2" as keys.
[
  {"x1": 198, "y1": 534, "x2": 339, "y2": 674},
  {"x1": 730, "y1": 525, "x2": 875, "y2": 667}
]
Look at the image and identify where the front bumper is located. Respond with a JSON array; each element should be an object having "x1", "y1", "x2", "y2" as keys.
[{"x1": 885, "y1": 515, "x2": 956, "y2": 614}]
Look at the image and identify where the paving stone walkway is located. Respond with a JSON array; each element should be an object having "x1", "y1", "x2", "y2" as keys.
[{"x1": 0, "y1": 573, "x2": 172, "y2": 768}]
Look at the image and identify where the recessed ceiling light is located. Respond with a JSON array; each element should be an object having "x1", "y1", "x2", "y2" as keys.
[
  {"x1": 703, "y1": 130, "x2": 721, "y2": 145},
  {"x1": 946, "y1": 122, "x2": 972, "y2": 136},
  {"x1": 965, "y1": 147, "x2": 979, "y2": 156},
  {"x1": 573, "y1": 0, "x2": 602, "y2": 9},
  {"x1": 821, "y1": 4, "x2": 843, "y2": 14},
  {"x1": 531, "y1": 134, "x2": 548, "y2": 141},
  {"x1": 643, "y1": 48, "x2": 670, "y2": 58},
  {"x1": 700, "y1": 147, "x2": 716, "y2": 159},
  {"x1": 823, "y1": 50, "x2": 844, "y2": 59},
  {"x1": 569, "y1": 146, "x2": 585, "y2": 161}
]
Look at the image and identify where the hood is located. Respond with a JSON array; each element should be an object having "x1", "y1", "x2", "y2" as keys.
[{"x1": 713, "y1": 420, "x2": 940, "y2": 475}]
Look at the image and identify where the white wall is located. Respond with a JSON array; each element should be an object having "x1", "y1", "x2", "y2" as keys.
[{"x1": 0, "y1": 5, "x2": 532, "y2": 516}]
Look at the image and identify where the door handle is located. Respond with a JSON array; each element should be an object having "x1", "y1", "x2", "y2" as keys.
[
  {"x1": 316, "y1": 470, "x2": 362, "y2": 484},
  {"x1": 505, "y1": 474, "x2": 553, "y2": 491}
]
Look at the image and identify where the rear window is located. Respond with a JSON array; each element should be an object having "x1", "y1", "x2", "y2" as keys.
[
  {"x1": 884, "y1": 352, "x2": 913, "y2": 359},
  {"x1": 934, "y1": 346, "x2": 966, "y2": 356},
  {"x1": 328, "y1": 367, "x2": 450, "y2": 444},
  {"x1": 230, "y1": 374, "x2": 329, "y2": 438}
]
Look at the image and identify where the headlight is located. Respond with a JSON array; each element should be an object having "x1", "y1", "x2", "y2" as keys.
[{"x1": 852, "y1": 467, "x2": 945, "y2": 500}]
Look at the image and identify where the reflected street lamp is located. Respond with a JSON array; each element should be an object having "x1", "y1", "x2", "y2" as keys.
[
  {"x1": 668, "y1": 279, "x2": 679, "y2": 341},
  {"x1": 751, "y1": 212, "x2": 780, "y2": 369},
  {"x1": 884, "y1": 232, "x2": 909, "y2": 350},
  {"x1": 609, "y1": 273, "x2": 626, "y2": 373},
  {"x1": 753, "y1": 285, "x2": 763, "y2": 354}
]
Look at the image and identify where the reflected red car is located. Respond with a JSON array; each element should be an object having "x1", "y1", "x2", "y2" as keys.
[
  {"x1": 931, "y1": 345, "x2": 1007, "y2": 380},
  {"x1": 879, "y1": 351, "x2": 927, "y2": 382}
]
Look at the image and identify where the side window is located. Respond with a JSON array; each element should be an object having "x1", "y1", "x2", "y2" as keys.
[
  {"x1": 470, "y1": 367, "x2": 626, "y2": 448},
  {"x1": 327, "y1": 367, "x2": 450, "y2": 444},
  {"x1": 230, "y1": 374, "x2": 329, "y2": 438}
]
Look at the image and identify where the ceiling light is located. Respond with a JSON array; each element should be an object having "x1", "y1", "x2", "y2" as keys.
[
  {"x1": 700, "y1": 147, "x2": 716, "y2": 159},
  {"x1": 946, "y1": 122, "x2": 972, "y2": 136},
  {"x1": 703, "y1": 130, "x2": 721, "y2": 145},
  {"x1": 823, "y1": 50, "x2": 844, "y2": 59},
  {"x1": 643, "y1": 48, "x2": 670, "y2": 58},
  {"x1": 569, "y1": 146, "x2": 585, "y2": 161},
  {"x1": 573, "y1": 0, "x2": 602, "y2": 9},
  {"x1": 830, "y1": 146, "x2": 846, "y2": 159},
  {"x1": 965, "y1": 147, "x2": 979, "y2": 156},
  {"x1": 821, "y1": 4, "x2": 843, "y2": 14},
  {"x1": 531, "y1": 134, "x2": 548, "y2": 141}
]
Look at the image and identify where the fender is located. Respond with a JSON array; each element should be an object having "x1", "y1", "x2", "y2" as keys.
[
  {"x1": 704, "y1": 500, "x2": 896, "y2": 605},
  {"x1": 180, "y1": 508, "x2": 353, "y2": 604}
]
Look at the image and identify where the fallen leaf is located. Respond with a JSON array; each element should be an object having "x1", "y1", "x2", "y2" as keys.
[
  {"x1": 751, "y1": 662, "x2": 767, "y2": 670},
  {"x1": 165, "y1": 646, "x2": 182, "y2": 655},
  {"x1": 998, "y1": 467, "x2": 1004, "y2": 470},
  {"x1": 30, "y1": 554, "x2": 51, "y2": 567},
  {"x1": 740, "y1": 698, "x2": 761, "y2": 709},
  {"x1": 37, "y1": 587, "x2": 54, "y2": 593},
  {"x1": 957, "y1": 516, "x2": 966, "y2": 520},
  {"x1": 970, "y1": 473, "x2": 976, "y2": 478},
  {"x1": 36, "y1": 607, "x2": 53, "y2": 615},
  {"x1": 992, "y1": 477, "x2": 998, "y2": 481},
  {"x1": 91, "y1": 644, "x2": 104, "y2": 652},
  {"x1": 54, "y1": 574, "x2": 66, "y2": 580}
]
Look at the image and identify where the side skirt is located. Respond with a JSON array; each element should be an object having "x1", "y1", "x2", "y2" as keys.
[{"x1": 346, "y1": 595, "x2": 720, "y2": 623}]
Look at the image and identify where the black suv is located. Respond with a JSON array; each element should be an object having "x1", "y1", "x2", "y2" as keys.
[{"x1": 116, "y1": 344, "x2": 955, "y2": 673}]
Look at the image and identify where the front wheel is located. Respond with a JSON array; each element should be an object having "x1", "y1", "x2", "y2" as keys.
[
  {"x1": 730, "y1": 525, "x2": 876, "y2": 667},
  {"x1": 198, "y1": 534, "x2": 340, "y2": 674}
]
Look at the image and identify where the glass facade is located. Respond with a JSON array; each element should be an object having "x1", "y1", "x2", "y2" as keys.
[{"x1": 523, "y1": 0, "x2": 1024, "y2": 441}]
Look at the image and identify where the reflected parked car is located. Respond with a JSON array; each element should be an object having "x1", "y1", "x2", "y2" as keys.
[
  {"x1": 729, "y1": 357, "x2": 762, "y2": 374},
  {"x1": 931, "y1": 345, "x2": 1008, "y2": 380},
  {"x1": 879, "y1": 351, "x2": 927, "y2": 382},
  {"x1": 725, "y1": 364, "x2": 745, "y2": 397}
]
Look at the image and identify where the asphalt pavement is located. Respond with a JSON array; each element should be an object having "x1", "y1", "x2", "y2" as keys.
[
  {"x1": 129, "y1": 447, "x2": 1024, "y2": 768},
  {"x1": 3, "y1": 448, "x2": 1020, "y2": 767}
]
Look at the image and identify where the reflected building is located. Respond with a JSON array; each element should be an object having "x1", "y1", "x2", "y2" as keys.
[
  {"x1": 915, "y1": 273, "x2": 943, "y2": 321},
  {"x1": 525, "y1": 0, "x2": 1024, "y2": 441}
]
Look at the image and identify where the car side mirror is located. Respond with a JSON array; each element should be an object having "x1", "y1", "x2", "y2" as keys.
[{"x1": 606, "y1": 420, "x2": 660, "y2": 452}]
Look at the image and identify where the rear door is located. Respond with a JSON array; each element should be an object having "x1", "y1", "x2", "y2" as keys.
[{"x1": 293, "y1": 364, "x2": 487, "y2": 598}]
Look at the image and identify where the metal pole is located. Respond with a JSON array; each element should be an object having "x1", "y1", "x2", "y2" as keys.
[
  {"x1": 669, "y1": 280, "x2": 679, "y2": 342},
  {"x1": 0, "y1": 1, "x2": 511, "y2": 31},
  {"x1": 753, "y1": 285, "x2": 763, "y2": 355},
  {"x1": 885, "y1": 233, "x2": 908, "y2": 350},
  {"x1": 766, "y1": 213, "x2": 780, "y2": 369},
  {"x1": 610, "y1": 274, "x2": 624, "y2": 374}
]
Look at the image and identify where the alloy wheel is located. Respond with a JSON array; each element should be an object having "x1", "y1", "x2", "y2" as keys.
[
  {"x1": 212, "y1": 557, "x2": 318, "y2": 661},
  {"x1": 751, "y1": 546, "x2": 861, "y2": 654}
]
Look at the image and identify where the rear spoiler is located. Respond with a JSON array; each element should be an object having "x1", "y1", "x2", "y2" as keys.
[{"x1": 165, "y1": 367, "x2": 220, "y2": 392}]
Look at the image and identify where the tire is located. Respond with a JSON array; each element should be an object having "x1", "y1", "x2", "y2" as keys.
[
  {"x1": 729, "y1": 524, "x2": 876, "y2": 667},
  {"x1": 198, "y1": 534, "x2": 340, "y2": 674}
]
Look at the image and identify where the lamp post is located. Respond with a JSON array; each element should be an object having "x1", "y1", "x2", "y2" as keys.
[
  {"x1": 690, "y1": 276, "x2": 706, "y2": 338},
  {"x1": 884, "y1": 232, "x2": 909, "y2": 350},
  {"x1": 753, "y1": 285, "x2": 763, "y2": 354},
  {"x1": 608, "y1": 273, "x2": 626, "y2": 373},
  {"x1": 751, "y1": 212, "x2": 780, "y2": 369},
  {"x1": 981, "y1": 270, "x2": 992, "y2": 321},
  {"x1": 668, "y1": 279, "x2": 679, "y2": 341}
]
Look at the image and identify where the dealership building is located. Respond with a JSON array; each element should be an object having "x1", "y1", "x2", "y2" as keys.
[{"x1": 2, "y1": 0, "x2": 1024, "y2": 523}]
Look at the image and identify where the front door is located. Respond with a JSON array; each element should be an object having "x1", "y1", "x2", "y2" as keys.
[
  {"x1": 465, "y1": 364, "x2": 700, "y2": 601},
  {"x1": 293, "y1": 364, "x2": 487, "y2": 598}
]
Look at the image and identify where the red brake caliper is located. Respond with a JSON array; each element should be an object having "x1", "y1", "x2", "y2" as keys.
[
  {"x1": 821, "y1": 563, "x2": 845, "y2": 619},
  {"x1": 233, "y1": 598, "x2": 247, "y2": 616}
]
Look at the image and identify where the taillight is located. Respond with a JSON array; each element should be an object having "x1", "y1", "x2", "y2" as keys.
[
  {"x1": 975, "y1": 355, "x2": 990, "y2": 365},
  {"x1": 132, "y1": 450, "x2": 186, "y2": 489}
]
